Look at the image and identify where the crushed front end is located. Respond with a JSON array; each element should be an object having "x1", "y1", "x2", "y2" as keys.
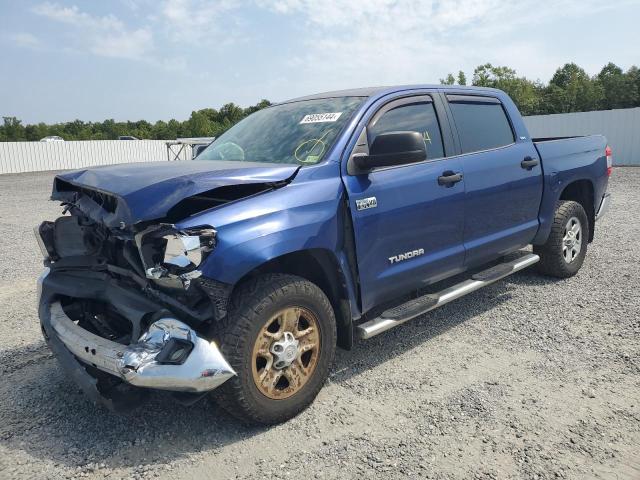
[{"x1": 36, "y1": 184, "x2": 236, "y2": 410}]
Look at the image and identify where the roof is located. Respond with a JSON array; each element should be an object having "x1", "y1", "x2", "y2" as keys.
[
  {"x1": 279, "y1": 84, "x2": 502, "y2": 104},
  {"x1": 282, "y1": 86, "x2": 392, "y2": 103}
]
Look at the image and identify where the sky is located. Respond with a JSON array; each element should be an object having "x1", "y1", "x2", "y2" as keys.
[{"x1": 1, "y1": 0, "x2": 639, "y2": 124}]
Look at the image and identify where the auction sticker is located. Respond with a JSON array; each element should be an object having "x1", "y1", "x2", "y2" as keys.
[{"x1": 300, "y1": 112, "x2": 342, "y2": 124}]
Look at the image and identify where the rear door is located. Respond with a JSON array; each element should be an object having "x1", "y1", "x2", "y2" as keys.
[
  {"x1": 342, "y1": 94, "x2": 466, "y2": 313},
  {"x1": 444, "y1": 94, "x2": 543, "y2": 267}
]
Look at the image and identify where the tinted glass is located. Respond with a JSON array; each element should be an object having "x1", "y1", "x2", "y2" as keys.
[
  {"x1": 369, "y1": 102, "x2": 445, "y2": 160},
  {"x1": 449, "y1": 101, "x2": 514, "y2": 153},
  {"x1": 198, "y1": 97, "x2": 364, "y2": 165}
]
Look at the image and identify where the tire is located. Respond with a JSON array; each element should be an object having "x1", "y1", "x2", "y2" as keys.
[
  {"x1": 213, "y1": 274, "x2": 337, "y2": 424},
  {"x1": 534, "y1": 200, "x2": 589, "y2": 278}
]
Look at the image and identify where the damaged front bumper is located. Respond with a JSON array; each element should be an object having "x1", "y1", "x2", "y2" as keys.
[
  {"x1": 38, "y1": 268, "x2": 235, "y2": 409},
  {"x1": 48, "y1": 301, "x2": 234, "y2": 392}
]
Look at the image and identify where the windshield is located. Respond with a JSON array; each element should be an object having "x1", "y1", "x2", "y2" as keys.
[{"x1": 197, "y1": 97, "x2": 364, "y2": 165}]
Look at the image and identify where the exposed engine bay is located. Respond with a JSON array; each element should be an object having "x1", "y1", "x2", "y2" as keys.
[
  {"x1": 40, "y1": 170, "x2": 296, "y2": 332},
  {"x1": 37, "y1": 212, "x2": 230, "y2": 331}
]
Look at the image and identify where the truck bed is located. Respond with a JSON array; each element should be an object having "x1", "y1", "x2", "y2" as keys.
[{"x1": 531, "y1": 134, "x2": 609, "y2": 245}]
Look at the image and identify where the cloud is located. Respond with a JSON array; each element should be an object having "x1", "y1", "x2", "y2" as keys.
[
  {"x1": 8, "y1": 32, "x2": 41, "y2": 49},
  {"x1": 160, "y1": 0, "x2": 240, "y2": 44},
  {"x1": 257, "y1": 0, "x2": 637, "y2": 90},
  {"x1": 32, "y1": 2, "x2": 154, "y2": 60},
  {"x1": 32, "y1": 3, "x2": 123, "y2": 30},
  {"x1": 91, "y1": 28, "x2": 153, "y2": 60},
  {"x1": 24, "y1": 0, "x2": 640, "y2": 88}
]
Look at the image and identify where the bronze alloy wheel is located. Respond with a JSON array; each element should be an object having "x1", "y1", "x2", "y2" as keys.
[
  {"x1": 215, "y1": 274, "x2": 337, "y2": 424},
  {"x1": 251, "y1": 306, "x2": 321, "y2": 399}
]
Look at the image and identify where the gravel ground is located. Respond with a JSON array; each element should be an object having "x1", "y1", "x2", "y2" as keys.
[{"x1": 0, "y1": 168, "x2": 638, "y2": 480}]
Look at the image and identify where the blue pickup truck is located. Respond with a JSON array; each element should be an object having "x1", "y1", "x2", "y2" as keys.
[{"x1": 36, "y1": 85, "x2": 612, "y2": 424}]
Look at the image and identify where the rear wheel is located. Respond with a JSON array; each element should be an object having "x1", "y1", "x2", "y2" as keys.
[
  {"x1": 534, "y1": 200, "x2": 589, "y2": 278},
  {"x1": 214, "y1": 274, "x2": 336, "y2": 424}
]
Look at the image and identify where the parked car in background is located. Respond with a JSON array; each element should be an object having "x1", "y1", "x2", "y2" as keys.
[
  {"x1": 39, "y1": 136, "x2": 64, "y2": 142},
  {"x1": 35, "y1": 85, "x2": 612, "y2": 425},
  {"x1": 118, "y1": 135, "x2": 139, "y2": 140}
]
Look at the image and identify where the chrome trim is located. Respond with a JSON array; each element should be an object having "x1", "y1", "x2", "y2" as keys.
[
  {"x1": 357, "y1": 253, "x2": 540, "y2": 339},
  {"x1": 595, "y1": 193, "x2": 611, "y2": 221},
  {"x1": 48, "y1": 302, "x2": 235, "y2": 392}
]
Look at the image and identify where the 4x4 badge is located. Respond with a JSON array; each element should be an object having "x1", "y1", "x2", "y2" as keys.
[{"x1": 356, "y1": 197, "x2": 377, "y2": 211}]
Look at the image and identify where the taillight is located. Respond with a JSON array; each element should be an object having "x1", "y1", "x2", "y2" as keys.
[{"x1": 605, "y1": 145, "x2": 613, "y2": 176}]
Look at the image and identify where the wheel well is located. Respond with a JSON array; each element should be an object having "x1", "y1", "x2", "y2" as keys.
[
  {"x1": 560, "y1": 180, "x2": 595, "y2": 242},
  {"x1": 232, "y1": 249, "x2": 353, "y2": 349}
]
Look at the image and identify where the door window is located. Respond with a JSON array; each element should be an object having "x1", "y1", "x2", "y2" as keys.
[
  {"x1": 369, "y1": 102, "x2": 445, "y2": 160},
  {"x1": 447, "y1": 98, "x2": 514, "y2": 154}
]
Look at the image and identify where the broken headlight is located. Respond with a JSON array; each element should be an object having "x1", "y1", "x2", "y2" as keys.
[{"x1": 135, "y1": 225, "x2": 216, "y2": 289}]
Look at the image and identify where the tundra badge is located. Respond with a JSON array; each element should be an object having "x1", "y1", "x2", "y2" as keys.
[
  {"x1": 356, "y1": 197, "x2": 377, "y2": 211},
  {"x1": 389, "y1": 248, "x2": 425, "y2": 264}
]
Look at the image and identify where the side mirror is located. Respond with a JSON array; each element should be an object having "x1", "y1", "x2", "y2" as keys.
[{"x1": 352, "y1": 131, "x2": 426, "y2": 173}]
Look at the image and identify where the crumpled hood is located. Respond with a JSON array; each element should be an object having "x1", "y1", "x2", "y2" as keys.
[{"x1": 52, "y1": 160, "x2": 299, "y2": 227}]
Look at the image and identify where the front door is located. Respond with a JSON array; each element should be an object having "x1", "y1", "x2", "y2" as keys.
[{"x1": 342, "y1": 95, "x2": 466, "y2": 313}]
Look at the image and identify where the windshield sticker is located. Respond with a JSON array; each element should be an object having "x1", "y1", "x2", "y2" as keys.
[
  {"x1": 300, "y1": 112, "x2": 342, "y2": 124},
  {"x1": 294, "y1": 130, "x2": 333, "y2": 164}
]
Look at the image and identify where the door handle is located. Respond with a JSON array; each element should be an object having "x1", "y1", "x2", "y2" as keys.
[
  {"x1": 521, "y1": 157, "x2": 539, "y2": 170},
  {"x1": 438, "y1": 171, "x2": 463, "y2": 186}
]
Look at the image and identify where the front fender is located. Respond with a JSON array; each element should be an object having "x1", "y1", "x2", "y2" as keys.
[{"x1": 176, "y1": 163, "x2": 352, "y2": 287}]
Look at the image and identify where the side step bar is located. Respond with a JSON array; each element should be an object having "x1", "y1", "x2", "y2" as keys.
[{"x1": 356, "y1": 253, "x2": 540, "y2": 340}]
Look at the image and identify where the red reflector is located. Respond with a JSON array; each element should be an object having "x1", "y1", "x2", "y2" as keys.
[{"x1": 605, "y1": 145, "x2": 613, "y2": 176}]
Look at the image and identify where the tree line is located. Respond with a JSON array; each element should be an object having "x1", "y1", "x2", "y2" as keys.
[
  {"x1": 2, "y1": 62, "x2": 639, "y2": 142},
  {"x1": 440, "y1": 62, "x2": 640, "y2": 116},
  {"x1": 0, "y1": 99, "x2": 271, "y2": 142}
]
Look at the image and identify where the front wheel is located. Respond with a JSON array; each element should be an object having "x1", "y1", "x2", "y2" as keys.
[
  {"x1": 534, "y1": 200, "x2": 589, "y2": 278},
  {"x1": 214, "y1": 274, "x2": 336, "y2": 424}
]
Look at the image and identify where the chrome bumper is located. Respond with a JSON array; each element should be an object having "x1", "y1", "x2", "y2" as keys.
[
  {"x1": 47, "y1": 301, "x2": 235, "y2": 393},
  {"x1": 595, "y1": 193, "x2": 611, "y2": 221}
]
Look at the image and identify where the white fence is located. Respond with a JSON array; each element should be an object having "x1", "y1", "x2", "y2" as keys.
[
  {"x1": 3, "y1": 108, "x2": 639, "y2": 174},
  {"x1": 0, "y1": 140, "x2": 193, "y2": 175},
  {"x1": 524, "y1": 107, "x2": 640, "y2": 166}
]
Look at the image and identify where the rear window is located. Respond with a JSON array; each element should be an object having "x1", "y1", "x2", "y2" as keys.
[{"x1": 448, "y1": 98, "x2": 514, "y2": 154}]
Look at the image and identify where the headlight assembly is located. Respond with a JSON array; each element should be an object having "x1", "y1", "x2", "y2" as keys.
[{"x1": 135, "y1": 224, "x2": 216, "y2": 289}]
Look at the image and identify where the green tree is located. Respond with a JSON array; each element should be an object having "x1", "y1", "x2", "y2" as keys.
[
  {"x1": 439, "y1": 71, "x2": 467, "y2": 87},
  {"x1": 187, "y1": 110, "x2": 214, "y2": 137},
  {"x1": 244, "y1": 99, "x2": 271, "y2": 115},
  {"x1": 440, "y1": 73, "x2": 456, "y2": 85},
  {"x1": 627, "y1": 66, "x2": 640, "y2": 107},
  {"x1": 471, "y1": 64, "x2": 542, "y2": 115},
  {"x1": 1, "y1": 117, "x2": 26, "y2": 141},
  {"x1": 24, "y1": 122, "x2": 50, "y2": 141},
  {"x1": 544, "y1": 63, "x2": 603, "y2": 113},
  {"x1": 596, "y1": 62, "x2": 638, "y2": 109}
]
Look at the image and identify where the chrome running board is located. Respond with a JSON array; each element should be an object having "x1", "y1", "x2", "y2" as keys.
[{"x1": 356, "y1": 253, "x2": 540, "y2": 340}]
